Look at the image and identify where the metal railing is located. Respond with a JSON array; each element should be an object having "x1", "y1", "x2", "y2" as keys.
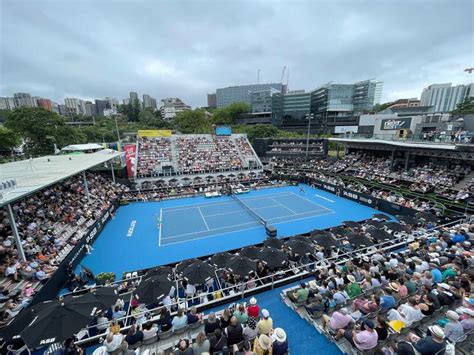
[
  {"x1": 332, "y1": 133, "x2": 473, "y2": 145},
  {"x1": 72, "y1": 218, "x2": 463, "y2": 346}
]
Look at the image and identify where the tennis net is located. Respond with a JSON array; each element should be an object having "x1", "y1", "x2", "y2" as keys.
[{"x1": 231, "y1": 193, "x2": 267, "y2": 226}]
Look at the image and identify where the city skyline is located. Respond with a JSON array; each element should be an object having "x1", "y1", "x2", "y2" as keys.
[{"x1": 1, "y1": 0, "x2": 473, "y2": 107}]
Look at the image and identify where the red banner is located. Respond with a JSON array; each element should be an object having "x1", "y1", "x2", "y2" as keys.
[{"x1": 124, "y1": 144, "x2": 137, "y2": 177}]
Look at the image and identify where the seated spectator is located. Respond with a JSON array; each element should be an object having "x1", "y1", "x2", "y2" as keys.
[
  {"x1": 95, "y1": 310, "x2": 110, "y2": 332},
  {"x1": 375, "y1": 317, "x2": 389, "y2": 342},
  {"x1": 257, "y1": 309, "x2": 273, "y2": 335},
  {"x1": 209, "y1": 328, "x2": 228, "y2": 353},
  {"x1": 204, "y1": 312, "x2": 221, "y2": 335},
  {"x1": 124, "y1": 324, "x2": 143, "y2": 346},
  {"x1": 64, "y1": 337, "x2": 84, "y2": 355},
  {"x1": 406, "y1": 325, "x2": 446, "y2": 354},
  {"x1": 286, "y1": 282, "x2": 309, "y2": 304},
  {"x1": 353, "y1": 295, "x2": 380, "y2": 315},
  {"x1": 233, "y1": 303, "x2": 249, "y2": 325},
  {"x1": 460, "y1": 308, "x2": 474, "y2": 330},
  {"x1": 322, "y1": 308, "x2": 354, "y2": 334},
  {"x1": 173, "y1": 339, "x2": 193, "y2": 355},
  {"x1": 225, "y1": 316, "x2": 244, "y2": 347},
  {"x1": 104, "y1": 332, "x2": 124, "y2": 353},
  {"x1": 192, "y1": 332, "x2": 210, "y2": 355},
  {"x1": 379, "y1": 289, "x2": 397, "y2": 311},
  {"x1": 271, "y1": 328, "x2": 288, "y2": 355},
  {"x1": 253, "y1": 334, "x2": 272, "y2": 355},
  {"x1": 112, "y1": 305, "x2": 126, "y2": 321},
  {"x1": 233, "y1": 340, "x2": 253, "y2": 355},
  {"x1": 142, "y1": 321, "x2": 159, "y2": 340},
  {"x1": 387, "y1": 297, "x2": 424, "y2": 326},
  {"x1": 340, "y1": 320, "x2": 378, "y2": 352},
  {"x1": 172, "y1": 308, "x2": 188, "y2": 331},
  {"x1": 345, "y1": 275, "x2": 362, "y2": 298},
  {"x1": 304, "y1": 293, "x2": 325, "y2": 316},
  {"x1": 187, "y1": 306, "x2": 202, "y2": 325},
  {"x1": 158, "y1": 307, "x2": 172, "y2": 332},
  {"x1": 443, "y1": 310, "x2": 464, "y2": 343},
  {"x1": 243, "y1": 316, "x2": 259, "y2": 342}
]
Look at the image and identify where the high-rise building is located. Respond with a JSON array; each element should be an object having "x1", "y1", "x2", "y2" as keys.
[
  {"x1": 58, "y1": 104, "x2": 68, "y2": 116},
  {"x1": 123, "y1": 98, "x2": 130, "y2": 105},
  {"x1": 64, "y1": 97, "x2": 86, "y2": 115},
  {"x1": 130, "y1": 92, "x2": 139, "y2": 105},
  {"x1": 251, "y1": 88, "x2": 280, "y2": 113},
  {"x1": 207, "y1": 93, "x2": 217, "y2": 109},
  {"x1": 143, "y1": 94, "x2": 157, "y2": 109},
  {"x1": 271, "y1": 90, "x2": 312, "y2": 126},
  {"x1": 0, "y1": 97, "x2": 16, "y2": 110},
  {"x1": 36, "y1": 98, "x2": 53, "y2": 111},
  {"x1": 84, "y1": 101, "x2": 97, "y2": 116},
  {"x1": 104, "y1": 97, "x2": 120, "y2": 110},
  {"x1": 95, "y1": 99, "x2": 108, "y2": 116},
  {"x1": 420, "y1": 83, "x2": 473, "y2": 112},
  {"x1": 216, "y1": 83, "x2": 284, "y2": 108},
  {"x1": 160, "y1": 98, "x2": 191, "y2": 120},
  {"x1": 13, "y1": 92, "x2": 35, "y2": 108},
  {"x1": 52, "y1": 102, "x2": 60, "y2": 114}
]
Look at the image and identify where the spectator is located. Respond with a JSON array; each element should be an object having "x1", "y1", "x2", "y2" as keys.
[
  {"x1": 209, "y1": 328, "x2": 228, "y2": 353},
  {"x1": 340, "y1": 320, "x2": 378, "y2": 352},
  {"x1": 225, "y1": 316, "x2": 244, "y2": 347},
  {"x1": 172, "y1": 308, "x2": 188, "y2": 331},
  {"x1": 271, "y1": 328, "x2": 288, "y2": 355},
  {"x1": 253, "y1": 334, "x2": 272, "y2": 355},
  {"x1": 257, "y1": 309, "x2": 273, "y2": 336},
  {"x1": 187, "y1": 306, "x2": 202, "y2": 325},
  {"x1": 192, "y1": 332, "x2": 210, "y2": 355},
  {"x1": 443, "y1": 310, "x2": 464, "y2": 343},
  {"x1": 322, "y1": 308, "x2": 354, "y2": 335},
  {"x1": 142, "y1": 321, "x2": 159, "y2": 340},
  {"x1": 287, "y1": 282, "x2": 309, "y2": 304},
  {"x1": 64, "y1": 337, "x2": 84, "y2": 355},
  {"x1": 243, "y1": 316, "x2": 259, "y2": 342},
  {"x1": 124, "y1": 324, "x2": 144, "y2": 347},
  {"x1": 406, "y1": 325, "x2": 446, "y2": 354},
  {"x1": 173, "y1": 339, "x2": 193, "y2": 355},
  {"x1": 204, "y1": 312, "x2": 221, "y2": 335},
  {"x1": 233, "y1": 303, "x2": 249, "y2": 324}
]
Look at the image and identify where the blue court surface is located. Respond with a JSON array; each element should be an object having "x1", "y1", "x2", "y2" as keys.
[{"x1": 79, "y1": 184, "x2": 383, "y2": 277}]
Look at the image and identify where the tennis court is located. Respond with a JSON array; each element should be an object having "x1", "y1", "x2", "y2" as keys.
[
  {"x1": 159, "y1": 192, "x2": 333, "y2": 245},
  {"x1": 79, "y1": 184, "x2": 386, "y2": 277}
]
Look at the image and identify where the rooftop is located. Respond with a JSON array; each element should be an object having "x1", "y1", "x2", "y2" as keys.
[{"x1": 0, "y1": 149, "x2": 122, "y2": 207}]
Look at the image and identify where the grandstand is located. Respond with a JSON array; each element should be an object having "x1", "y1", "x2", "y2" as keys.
[
  {"x1": 134, "y1": 134, "x2": 263, "y2": 183},
  {"x1": 0, "y1": 134, "x2": 473, "y2": 355}
]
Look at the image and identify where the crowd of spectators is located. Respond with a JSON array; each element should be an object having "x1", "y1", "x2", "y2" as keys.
[
  {"x1": 0, "y1": 173, "x2": 126, "y2": 324},
  {"x1": 283, "y1": 220, "x2": 474, "y2": 354},
  {"x1": 137, "y1": 137, "x2": 173, "y2": 176}
]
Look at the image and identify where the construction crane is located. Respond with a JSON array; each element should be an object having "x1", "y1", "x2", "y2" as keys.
[{"x1": 280, "y1": 66, "x2": 286, "y2": 83}]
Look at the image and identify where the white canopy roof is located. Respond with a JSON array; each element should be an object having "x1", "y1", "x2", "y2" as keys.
[
  {"x1": 0, "y1": 149, "x2": 123, "y2": 207},
  {"x1": 61, "y1": 143, "x2": 104, "y2": 151}
]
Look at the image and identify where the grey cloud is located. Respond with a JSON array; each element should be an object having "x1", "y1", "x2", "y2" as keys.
[{"x1": 1, "y1": 0, "x2": 472, "y2": 107}]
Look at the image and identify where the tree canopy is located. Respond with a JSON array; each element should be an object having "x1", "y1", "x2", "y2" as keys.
[{"x1": 453, "y1": 97, "x2": 474, "y2": 115}]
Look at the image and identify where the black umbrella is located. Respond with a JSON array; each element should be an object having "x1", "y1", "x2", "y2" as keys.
[
  {"x1": 239, "y1": 246, "x2": 260, "y2": 260},
  {"x1": 263, "y1": 237, "x2": 284, "y2": 248},
  {"x1": 330, "y1": 227, "x2": 352, "y2": 237},
  {"x1": 225, "y1": 256, "x2": 255, "y2": 276},
  {"x1": 311, "y1": 234, "x2": 340, "y2": 249},
  {"x1": 343, "y1": 221, "x2": 361, "y2": 229},
  {"x1": 0, "y1": 300, "x2": 57, "y2": 343},
  {"x1": 415, "y1": 212, "x2": 439, "y2": 223},
  {"x1": 365, "y1": 220, "x2": 384, "y2": 228},
  {"x1": 88, "y1": 287, "x2": 120, "y2": 309},
  {"x1": 176, "y1": 259, "x2": 195, "y2": 273},
  {"x1": 310, "y1": 229, "x2": 331, "y2": 237},
  {"x1": 146, "y1": 266, "x2": 173, "y2": 279},
  {"x1": 385, "y1": 221, "x2": 410, "y2": 233},
  {"x1": 373, "y1": 213, "x2": 390, "y2": 220},
  {"x1": 347, "y1": 234, "x2": 374, "y2": 248},
  {"x1": 21, "y1": 293, "x2": 101, "y2": 348},
  {"x1": 285, "y1": 239, "x2": 314, "y2": 255},
  {"x1": 258, "y1": 247, "x2": 288, "y2": 269},
  {"x1": 134, "y1": 275, "x2": 174, "y2": 304},
  {"x1": 182, "y1": 260, "x2": 216, "y2": 284},
  {"x1": 396, "y1": 215, "x2": 418, "y2": 226},
  {"x1": 209, "y1": 252, "x2": 232, "y2": 268},
  {"x1": 366, "y1": 228, "x2": 392, "y2": 242}
]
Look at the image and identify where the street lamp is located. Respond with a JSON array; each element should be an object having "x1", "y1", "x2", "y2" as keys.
[{"x1": 305, "y1": 113, "x2": 314, "y2": 158}]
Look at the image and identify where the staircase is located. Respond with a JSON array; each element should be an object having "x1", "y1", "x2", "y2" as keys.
[
  {"x1": 453, "y1": 170, "x2": 474, "y2": 190},
  {"x1": 169, "y1": 137, "x2": 180, "y2": 172}
]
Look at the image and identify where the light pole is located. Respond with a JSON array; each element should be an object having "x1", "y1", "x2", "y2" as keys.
[
  {"x1": 113, "y1": 115, "x2": 121, "y2": 150},
  {"x1": 305, "y1": 113, "x2": 314, "y2": 158}
]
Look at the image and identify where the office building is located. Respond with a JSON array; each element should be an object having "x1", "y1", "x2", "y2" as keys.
[
  {"x1": 95, "y1": 99, "x2": 108, "y2": 116},
  {"x1": 271, "y1": 90, "x2": 312, "y2": 127},
  {"x1": 36, "y1": 98, "x2": 53, "y2": 111},
  {"x1": 84, "y1": 102, "x2": 97, "y2": 116},
  {"x1": 251, "y1": 88, "x2": 280, "y2": 113},
  {"x1": 105, "y1": 97, "x2": 120, "y2": 110},
  {"x1": 13, "y1": 92, "x2": 35, "y2": 108},
  {"x1": 388, "y1": 98, "x2": 420, "y2": 109},
  {"x1": 420, "y1": 83, "x2": 474, "y2": 112},
  {"x1": 58, "y1": 104, "x2": 68, "y2": 116},
  {"x1": 130, "y1": 92, "x2": 140, "y2": 106},
  {"x1": 143, "y1": 94, "x2": 157, "y2": 110},
  {"x1": 64, "y1": 97, "x2": 86, "y2": 115},
  {"x1": 160, "y1": 97, "x2": 191, "y2": 120},
  {"x1": 207, "y1": 93, "x2": 217, "y2": 109},
  {"x1": 0, "y1": 97, "x2": 16, "y2": 110},
  {"x1": 216, "y1": 83, "x2": 283, "y2": 108}
]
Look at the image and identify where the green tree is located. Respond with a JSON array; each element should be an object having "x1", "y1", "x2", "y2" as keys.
[
  {"x1": 211, "y1": 102, "x2": 250, "y2": 125},
  {"x1": 0, "y1": 126, "x2": 21, "y2": 152},
  {"x1": 372, "y1": 102, "x2": 393, "y2": 113},
  {"x1": 174, "y1": 109, "x2": 211, "y2": 133},
  {"x1": 453, "y1": 97, "x2": 474, "y2": 115},
  {"x1": 4, "y1": 108, "x2": 83, "y2": 156},
  {"x1": 138, "y1": 109, "x2": 171, "y2": 129}
]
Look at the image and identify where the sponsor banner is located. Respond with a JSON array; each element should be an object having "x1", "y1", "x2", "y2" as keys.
[
  {"x1": 138, "y1": 129, "x2": 172, "y2": 137},
  {"x1": 380, "y1": 117, "x2": 412, "y2": 130},
  {"x1": 124, "y1": 144, "x2": 137, "y2": 177}
]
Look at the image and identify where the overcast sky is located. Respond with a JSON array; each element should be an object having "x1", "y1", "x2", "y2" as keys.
[{"x1": 1, "y1": 0, "x2": 473, "y2": 107}]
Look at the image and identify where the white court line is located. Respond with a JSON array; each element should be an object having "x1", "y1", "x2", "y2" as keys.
[
  {"x1": 197, "y1": 206, "x2": 210, "y2": 231},
  {"x1": 204, "y1": 204, "x2": 281, "y2": 218},
  {"x1": 158, "y1": 208, "x2": 162, "y2": 246},
  {"x1": 271, "y1": 210, "x2": 336, "y2": 226},
  {"x1": 314, "y1": 194, "x2": 335, "y2": 203},
  {"x1": 162, "y1": 192, "x2": 294, "y2": 212},
  {"x1": 289, "y1": 191, "x2": 334, "y2": 213},
  {"x1": 161, "y1": 220, "x2": 259, "y2": 240},
  {"x1": 268, "y1": 197, "x2": 298, "y2": 215},
  {"x1": 160, "y1": 209, "x2": 336, "y2": 247}
]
